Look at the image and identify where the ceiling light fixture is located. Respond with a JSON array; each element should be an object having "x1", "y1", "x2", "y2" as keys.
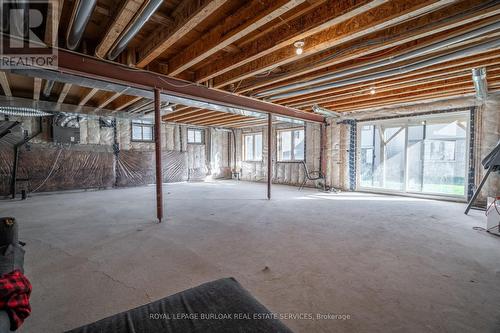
[
  {"x1": 294, "y1": 41, "x2": 305, "y2": 55},
  {"x1": 370, "y1": 87, "x2": 376, "y2": 95}
]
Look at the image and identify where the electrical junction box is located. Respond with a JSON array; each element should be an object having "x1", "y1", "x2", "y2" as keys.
[
  {"x1": 53, "y1": 114, "x2": 80, "y2": 144},
  {"x1": 53, "y1": 125, "x2": 80, "y2": 144},
  {"x1": 486, "y1": 197, "x2": 500, "y2": 236}
]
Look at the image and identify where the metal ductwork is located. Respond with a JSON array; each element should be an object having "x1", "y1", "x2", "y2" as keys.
[
  {"x1": 472, "y1": 67, "x2": 488, "y2": 100},
  {"x1": 266, "y1": 36, "x2": 500, "y2": 101},
  {"x1": 66, "y1": 0, "x2": 98, "y2": 50},
  {"x1": 42, "y1": 80, "x2": 54, "y2": 97},
  {"x1": 1, "y1": 1, "x2": 29, "y2": 39},
  {"x1": 259, "y1": 21, "x2": 500, "y2": 100},
  {"x1": 0, "y1": 106, "x2": 52, "y2": 117},
  {"x1": 107, "y1": 0, "x2": 163, "y2": 60},
  {"x1": 312, "y1": 105, "x2": 341, "y2": 118}
]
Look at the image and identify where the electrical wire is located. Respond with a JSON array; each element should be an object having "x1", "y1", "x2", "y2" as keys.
[{"x1": 30, "y1": 146, "x2": 65, "y2": 194}]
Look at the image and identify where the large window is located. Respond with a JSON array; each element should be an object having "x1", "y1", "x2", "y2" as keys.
[
  {"x1": 359, "y1": 112, "x2": 468, "y2": 197},
  {"x1": 277, "y1": 128, "x2": 304, "y2": 161},
  {"x1": 243, "y1": 132, "x2": 263, "y2": 161},
  {"x1": 131, "y1": 119, "x2": 154, "y2": 142},
  {"x1": 187, "y1": 128, "x2": 204, "y2": 144}
]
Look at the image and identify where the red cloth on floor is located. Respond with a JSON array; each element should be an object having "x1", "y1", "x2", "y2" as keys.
[{"x1": 0, "y1": 269, "x2": 31, "y2": 330}]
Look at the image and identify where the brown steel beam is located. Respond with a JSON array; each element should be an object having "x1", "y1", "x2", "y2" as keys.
[
  {"x1": 154, "y1": 88, "x2": 163, "y2": 223},
  {"x1": 55, "y1": 49, "x2": 324, "y2": 123}
]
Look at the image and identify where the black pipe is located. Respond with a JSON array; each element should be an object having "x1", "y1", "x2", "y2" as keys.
[
  {"x1": 0, "y1": 121, "x2": 19, "y2": 141},
  {"x1": 10, "y1": 118, "x2": 43, "y2": 199}
]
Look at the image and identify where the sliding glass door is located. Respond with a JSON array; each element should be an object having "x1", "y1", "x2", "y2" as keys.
[{"x1": 359, "y1": 112, "x2": 469, "y2": 198}]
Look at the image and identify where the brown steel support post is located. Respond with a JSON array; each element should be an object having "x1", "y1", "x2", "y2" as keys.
[
  {"x1": 267, "y1": 113, "x2": 272, "y2": 200},
  {"x1": 154, "y1": 88, "x2": 163, "y2": 222},
  {"x1": 320, "y1": 122, "x2": 327, "y2": 176}
]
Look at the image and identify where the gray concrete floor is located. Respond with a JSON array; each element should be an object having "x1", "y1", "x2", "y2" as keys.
[{"x1": 1, "y1": 180, "x2": 499, "y2": 333}]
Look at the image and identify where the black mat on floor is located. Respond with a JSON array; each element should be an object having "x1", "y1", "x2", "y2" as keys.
[{"x1": 66, "y1": 277, "x2": 294, "y2": 333}]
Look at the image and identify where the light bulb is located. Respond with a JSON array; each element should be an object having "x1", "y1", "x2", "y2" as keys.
[
  {"x1": 370, "y1": 88, "x2": 376, "y2": 95},
  {"x1": 293, "y1": 41, "x2": 305, "y2": 55}
]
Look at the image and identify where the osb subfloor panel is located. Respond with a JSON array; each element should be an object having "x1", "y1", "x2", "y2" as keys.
[{"x1": 1, "y1": 181, "x2": 499, "y2": 332}]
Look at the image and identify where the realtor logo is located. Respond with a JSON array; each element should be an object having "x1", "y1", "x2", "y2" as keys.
[{"x1": 0, "y1": 0, "x2": 57, "y2": 69}]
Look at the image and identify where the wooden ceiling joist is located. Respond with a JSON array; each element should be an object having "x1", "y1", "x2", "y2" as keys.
[
  {"x1": 98, "y1": 92, "x2": 124, "y2": 109},
  {"x1": 199, "y1": 0, "x2": 456, "y2": 88},
  {"x1": 167, "y1": 0, "x2": 305, "y2": 76},
  {"x1": 169, "y1": 110, "x2": 219, "y2": 122},
  {"x1": 95, "y1": 0, "x2": 148, "y2": 59},
  {"x1": 45, "y1": 0, "x2": 64, "y2": 47},
  {"x1": 33, "y1": 78, "x2": 42, "y2": 101},
  {"x1": 163, "y1": 108, "x2": 204, "y2": 120},
  {"x1": 290, "y1": 60, "x2": 500, "y2": 109},
  {"x1": 324, "y1": 75, "x2": 500, "y2": 109},
  {"x1": 198, "y1": 116, "x2": 256, "y2": 126},
  {"x1": 283, "y1": 50, "x2": 500, "y2": 107},
  {"x1": 218, "y1": 118, "x2": 269, "y2": 127},
  {"x1": 194, "y1": 0, "x2": 388, "y2": 83},
  {"x1": 115, "y1": 96, "x2": 143, "y2": 111},
  {"x1": 333, "y1": 89, "x2": 483, "y2": 112},
  {"x1": 136, "y1": 0, "x2": 229, "y2": 68},
  {"x1": 79, "y1": 88, "x2": 99, "y2": 106},
  {"x1": 240, "y1": 1, "x2": 500, "y2": 94},
  {"x1": 191, "y1": 113, "x2": 250, "y2": 125},
  {"x1": 0, "y1": 72, "x2": 12, "y2": 97},
  {"x1": 57, "y1": 83, "x2": 72, "y2": 104}
]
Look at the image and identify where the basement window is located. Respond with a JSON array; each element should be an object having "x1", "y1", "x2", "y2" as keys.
[
  {"x1": 277, "y1": 128, "x2": 305, "y2": 161},
  {"x1": 243, "y1": 132, "x2": 263, "y2": 161},
  {"x1": 131, "y1": 119, "x2": 154, "y2": 142},
  {"x1": 187, "y1": 128, "x2": 204, "y2": 144}
]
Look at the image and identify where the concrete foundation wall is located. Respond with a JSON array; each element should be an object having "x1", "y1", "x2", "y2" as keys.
[
  {"x1": 233, "y1": 122, "x2": 322, "y2": 187},
  {"x1": 2, "y1": 93, "x2": 498, "y2": 200},
  {"x1": 476, "y1": 96, "x2": 500, "y2": 201},
  {"x1": 0, "y1": 114, "x2": 217, "y2": 196}
]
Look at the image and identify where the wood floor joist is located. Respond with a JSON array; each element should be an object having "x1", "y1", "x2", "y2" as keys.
[
  {"x1": 57, "y1": 83, "x2": 72, "y2": 104},
  {"x1": 204, "y1": 0, "x2": 456, "y2": 88},
  {"x1": 282, "y1": 50, "x2": 500, "y2": 107},
  {"x1": 169, "y1": 110, "x2": 219, "y2": 123},
  {"x1": 237, "y1": 0, "x2": 500, "y2": 94},
  {"x1": 328, "y1": 84, "x2": 500, "y2": 112},
  {"x1": 136, "y1": 0, "x2": 229, "y2": 68},
  {"x1": 263, "y1": 25, "x2": 500, "y2": 102},
  {"x1": 291, "y1": 63, "x2": 500, "y2": 109},
  {"x1": 194, "y1": 0, "x2": 388, "y2": 84},
  {"x1": 79, "y1": 88, "x2": 99, "y2": 106},
  {"x1": 98, "y1": 92, "x2": 124, "y2": 109},
  {"x1": 95, "y1": 0, "x2": 148, "y2": 59},
  {"x1": 163, "y1": 108, "x2": 204, "y2": 120},
  {"x1": 190, "y1": 114, "x2": 252, "y2": 126},
  {"x1": 334, "y1": 87, "x2": 500, "y2": 113},
  {"x1": 115, "y1": 96, "x2": 143, "y2": 111},
  {"x1": 33, "y1": 78, "x2": 42, "y2": 101},
  {"x1": 0, "y1": 72, "x2": 12, "y2": 97},
  {"x1": 324, "y1": 75, "x2": 500, "y2": 109},
  {"x1": 167, "y1": 0, "x2": 306, "y2": 76}
]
